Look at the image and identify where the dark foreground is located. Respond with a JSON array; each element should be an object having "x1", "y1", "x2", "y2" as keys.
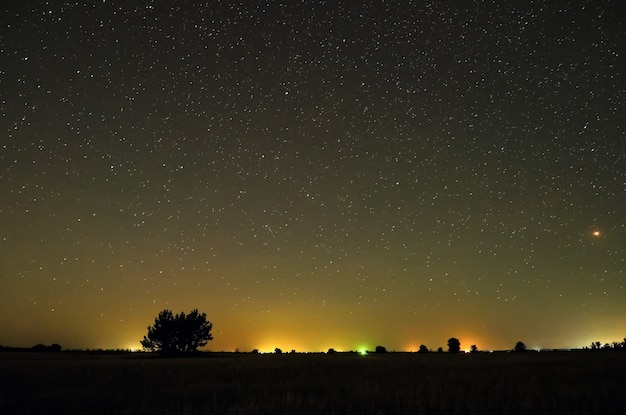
[{"x1": 1, "y1": 351, "x2": 624, "y2": 414}]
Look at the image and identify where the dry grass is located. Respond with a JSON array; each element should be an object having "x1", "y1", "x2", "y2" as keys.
[{"x1": 0, "y1": 351, "x2": 624, "y2": 414}]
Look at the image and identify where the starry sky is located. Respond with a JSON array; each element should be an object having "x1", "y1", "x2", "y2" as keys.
[{"x1": 1, "y1": 1, "x2": 624, "y2": 352}]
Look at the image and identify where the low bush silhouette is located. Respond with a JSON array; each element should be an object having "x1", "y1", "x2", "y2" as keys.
[{"x1": 31, "y1": 344, "x2": 62, "y2": 352}]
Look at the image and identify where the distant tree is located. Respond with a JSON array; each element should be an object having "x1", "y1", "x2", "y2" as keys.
[
  {"x1": 375, "y1": 345, "x2": 387, "y2": 353},
  {"x1": 437, "y1": 347, "x2": 444, "y2": 353},
  {"x1": 447, "y1": 338, "x2": 461, "y2": 353},
  {"x1": 591, "y1": 341, "x2": 602, "y2": 350},
  {"x1": 470, "y1": 344, "x2": 478, "y2": 353},
  {"x1": 327, "y1": 348, "x2": 337, "y2": 354},
  {"x1": 31, "y1": 344, "x2": 47, "y2": 352},
  {"x1": 251, "y1": 349, "x2": 259, "y2": 354},
  {"x1": 514, "y1": 341, "x2": 527, "y2": 353},
  {"x1": 418, "y1": 344, "x2": 429, "y2": 353},
  {"x1": 141, "y1": 309, "x2": 213, "y2": 355},
  {"x1": 31, "y1": 344, "x2": 61, "y2": 352},
  {"x1": 274, "y1": 347, "x2": 282, "y2": 354}
]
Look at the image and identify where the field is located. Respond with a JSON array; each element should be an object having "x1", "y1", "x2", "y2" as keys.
[{"x1": 1, "y1": 351, "x2": 624, "y2": 414}]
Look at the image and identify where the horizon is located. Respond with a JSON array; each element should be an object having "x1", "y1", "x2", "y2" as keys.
[{"x1": 2, "y1": 311, "x2": 624, "y2": 353}]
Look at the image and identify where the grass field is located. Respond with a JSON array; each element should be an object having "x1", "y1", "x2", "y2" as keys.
[{"x1": 1, "y1": 351, "x2": 624, "y2": 414}]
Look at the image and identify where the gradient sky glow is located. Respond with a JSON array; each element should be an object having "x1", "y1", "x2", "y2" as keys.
[{"x1": 1, "y1": 1, "x2": 624, "y2": 353}]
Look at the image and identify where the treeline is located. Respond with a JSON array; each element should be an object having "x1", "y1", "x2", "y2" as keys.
[
  {"x1": 291, "y1": 337, "x2": 626, "y2": 355},
  {"x1": 584, "y1": 339, "x2": 626, "y2": 351},
  {"x1": 2, "y1": 338, "x2": 626, "y2": 354},
  {"x1": 0, "y1": 344, "x2": 62, "y2": 352},
  {"x1": 0, "y1": 344, "x2": 147, "y2": 354}
]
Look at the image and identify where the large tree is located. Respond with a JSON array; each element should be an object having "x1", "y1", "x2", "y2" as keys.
[
  {"x1": 447, "y1": 337, "x2": 461, "y2": 353},
  {"x1": 141, "y1": 309, "x2": 213, "y2": 354},
  {"x1": 514, "y1": 341, "x2": 527, "y2": 353}
]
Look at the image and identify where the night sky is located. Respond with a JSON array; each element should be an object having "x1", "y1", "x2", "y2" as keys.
[{"x1": 1, "y1": 1, "x2": 624, "y2": 353}]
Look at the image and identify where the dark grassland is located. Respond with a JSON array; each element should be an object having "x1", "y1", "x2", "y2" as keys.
[{"x1": 1, "y1": 351, "x2": 624, "y2": 414}]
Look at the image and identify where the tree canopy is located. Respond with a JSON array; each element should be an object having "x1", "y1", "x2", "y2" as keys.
[
  {"x1": 141, "y1": 309, "x2": 213, "y2": 354},
  {"x1": 447, "y1": 337, "x2": 461, "y2": 353}
]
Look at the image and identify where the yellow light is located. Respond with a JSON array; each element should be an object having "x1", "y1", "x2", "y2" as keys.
[{"x1": 125, "y1": 343, "x2": 141, "y2": 352}]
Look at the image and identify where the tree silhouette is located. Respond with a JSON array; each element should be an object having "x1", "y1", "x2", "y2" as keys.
[
  {"x1": 375, "y1": 345, "x2": 387, "y2": 353},
  {"x1": 514, "y1": 341, "x2": 527, "y2": 352},
  {"x1": 447, "y1": 337, "x2": 461, "y2": 353},
  {"x1": 274, "y1": 347, "x2": 282, "y2": 354},
  {"x1": 31, "y1": 343, "x2": 62, "y2": 352},
  {"x1": 470, "y1": 344, "x2": 478, "y2": 353},
  {"x1": 418, "y1": 344, "x2": 429, "y2": 353},
  {"x1": 141, "y1": 309, "x2": 213, "y2": 354}
]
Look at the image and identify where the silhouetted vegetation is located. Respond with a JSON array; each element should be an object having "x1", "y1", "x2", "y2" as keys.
[
  {"x1": 588, "y1": 339, "x2": 626, "y2": 351},
  {"x1": 470, "y1": 344, "x2": 478, "y2": 353},
  {"x1": 515, "y1": 341, "x2": 527, "y2": 353},
  {"x1": 447, "y1": 337, "x2": 461, "y2": 353},
  {"x1": 274, "y1": 348, "x2": 282, "y2": 354},
  {"x1": 0, "y1": 344, "x2": 62, "y2": 353},
  {"x1": 140, "y1": 309, "x2": 213, "y2": 355},
  {"x1": 32, "y1": 344, "x2": 62, "y2": 352},
  {"x1": 375, "y1": 345, "x2": 387, "y2": 353},
  {"x1": 418, "y1": 344, "x2": 429, "y2": 353}
]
